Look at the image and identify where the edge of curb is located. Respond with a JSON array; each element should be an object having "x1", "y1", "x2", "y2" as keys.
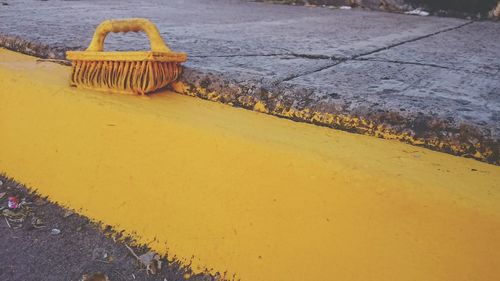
[{"x1": 1, "y1": 34, "x2": 498, "y2": 165}]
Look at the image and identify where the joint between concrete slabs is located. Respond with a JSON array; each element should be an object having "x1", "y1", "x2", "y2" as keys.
[
  {"x1": 282, "y1": 20, "x2": 477, "y2": 81},
  {"x1": 350, "y1": 20, "x2": 475, "y2": 60}
]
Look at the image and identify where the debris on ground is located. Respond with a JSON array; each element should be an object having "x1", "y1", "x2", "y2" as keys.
[
  {"x1": 92, "y1": 247, "x2": 115, "y2": 263},
  {"x1": 63, "y1": 210, "x2": 74, "y2": 218},
  {"x1": 405, "y1": 8, "x2": 430, "y2": 16},
  {"x1": 0, "y1": 175, "x2": 208, "y2": 280},
  {"x1": 2, "y1": 208, "x2": 25, "y2": 229},
  {"x1": 125, "y1": 244, "x2": 162, "y2": 275},
  {"x1": 0, "y1": 186, "x2": 55, "y2": 230},
  {"x1": 31, "y1": 216, "x2": 45, "y2": 229},
  {"x1": 8, "y1": 196, "x2": 19, "y2": 209},
  {"x1": 81, "y1": 272, "x2": 110, "y2": 281}
]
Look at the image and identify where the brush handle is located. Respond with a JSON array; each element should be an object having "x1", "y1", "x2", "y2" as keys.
[{"x1": 86, "y1": 18, "x2": 172, "y2": 52}]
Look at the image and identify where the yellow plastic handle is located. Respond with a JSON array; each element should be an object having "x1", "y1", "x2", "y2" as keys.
[{"x1": 86, "y1": 18, "x2": 171, "y2": 52}]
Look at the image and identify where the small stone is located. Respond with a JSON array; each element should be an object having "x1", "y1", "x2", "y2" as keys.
[
  {"x1": 50, "y1": 228, "x2": 61, "y2": 235},
  {"x1": 63, "y1": 210, "x2": 74, "y2": 218},
  {"x1": 92, "y1": 248, "x2": 109, "y2": 260}
]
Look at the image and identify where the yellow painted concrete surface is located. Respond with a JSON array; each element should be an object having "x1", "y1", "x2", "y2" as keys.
[{"x1": 1, "y1": 48, "x2": 500, "y2": 281}]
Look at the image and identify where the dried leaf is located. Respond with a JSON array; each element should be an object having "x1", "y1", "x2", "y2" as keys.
[
  {"x1": 125, "y1": 244, "x2": 162, "y2": 274},
  {"x1": 32, "y1": 216, "x2": 45, "y2": 229},
  {"x1": 81, "y1": 272, "x2": 109, "y2": 281},
  {"x1": 139, "y1": 251, "x2": 156, "y2": 266},
  {"x1": 142, "y1": 252, "x2": 162, "y2": 275},
  {"x1": 2, "y1": 209, "x2": 24, "y2": 220}
]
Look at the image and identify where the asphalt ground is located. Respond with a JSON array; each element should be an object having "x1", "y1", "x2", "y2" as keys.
[{"x1": 0, "y1": 175, "x2": 215, "y2": 281}]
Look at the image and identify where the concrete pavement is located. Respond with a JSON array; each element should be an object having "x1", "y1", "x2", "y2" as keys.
[{"x1": 0, "y1": 0, "x2": 499, "y2": 163}]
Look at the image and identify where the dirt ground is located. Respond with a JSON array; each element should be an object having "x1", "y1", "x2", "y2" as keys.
[{"x1": 0, "y1": 174, "x2": 216, "y2": 281}]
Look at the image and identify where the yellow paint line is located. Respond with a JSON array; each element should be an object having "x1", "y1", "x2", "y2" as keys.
[{"x1": 1, "y1": 48, "x2": 499, "y2": 281}]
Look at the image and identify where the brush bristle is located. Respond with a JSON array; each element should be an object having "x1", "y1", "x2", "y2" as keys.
[{"x1": 70, "y1": 60, "x2": 182, "y2": 95}]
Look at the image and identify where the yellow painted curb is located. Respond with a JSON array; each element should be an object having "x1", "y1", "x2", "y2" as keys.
[{"x1": 1, "y1": 48, "x2": 500, "y2": 281}]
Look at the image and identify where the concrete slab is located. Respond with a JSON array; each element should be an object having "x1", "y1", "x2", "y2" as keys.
[
  {"x1": 363, "y1": 21, "x2": 500, "y2": 76},
  {"x1": 284, "y1": 60, "x2": 499, "y2": 160},
  {"x1": 170, "y1": 11, "x2": 466, "y2": 58},
  {"x1": 0, "y1": 0, "x2": 466, "y2": 58},
  {"x1": 186, "y1": 55, "x2": 338, "y2": 82}
]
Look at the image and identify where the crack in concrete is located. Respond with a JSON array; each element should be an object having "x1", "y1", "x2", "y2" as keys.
[
  {"x1": 353, "y1": 57, "x2": 489, "y2": 76},
  {"x1": 281, "y1": 60, "x2": 345, "y2": 82},
  {"x1": 190, "y1": 53, "x2": 291, "y2": 58},
  {"x1": 189, "y1": 51, "x2": 340, "y2": 83},
  {"x1": 2, "y1": 20, "x2": 475, "y2": 85},
  {"x1": 281, "y1": 20, "x2": 475, "y2": 82},
  {"x1": 351, "y1": 21, "x2": 474, "y2": 59},
  {"x1": 353, "y1": 57, "x2": 500, "y2": 77},
  {"x1": 288, "y1": 53, "x2": 335, "y2": 60},
  {"x1": 190, "y1": 52, "x2": 339, "y2": 60},
  {"x1": 354, "y1": 57, "x2": 454, "y2": 70}
]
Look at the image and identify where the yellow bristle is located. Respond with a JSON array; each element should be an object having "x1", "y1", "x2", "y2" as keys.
[{"x1": 69, "y1": 60, "x2": 182, "y2": 95}]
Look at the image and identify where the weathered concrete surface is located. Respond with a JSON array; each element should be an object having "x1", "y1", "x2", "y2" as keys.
[
  {"x1": 267, "y1": 0, "x2": 500, "y2": 19},
  {"x1": 0, "y1": 0, "x2": 499, "y2": 163},
  {"x1": 284, "y1": 60, "x2": 499, "y2": 159}
]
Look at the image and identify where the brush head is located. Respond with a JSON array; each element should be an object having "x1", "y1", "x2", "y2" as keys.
[
  {"x1": 66, "y1": 51, "x2": 187, "y2": 95},
  {"x1": 66, "y1": 18, "x2": 188, "y2": 95}
]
